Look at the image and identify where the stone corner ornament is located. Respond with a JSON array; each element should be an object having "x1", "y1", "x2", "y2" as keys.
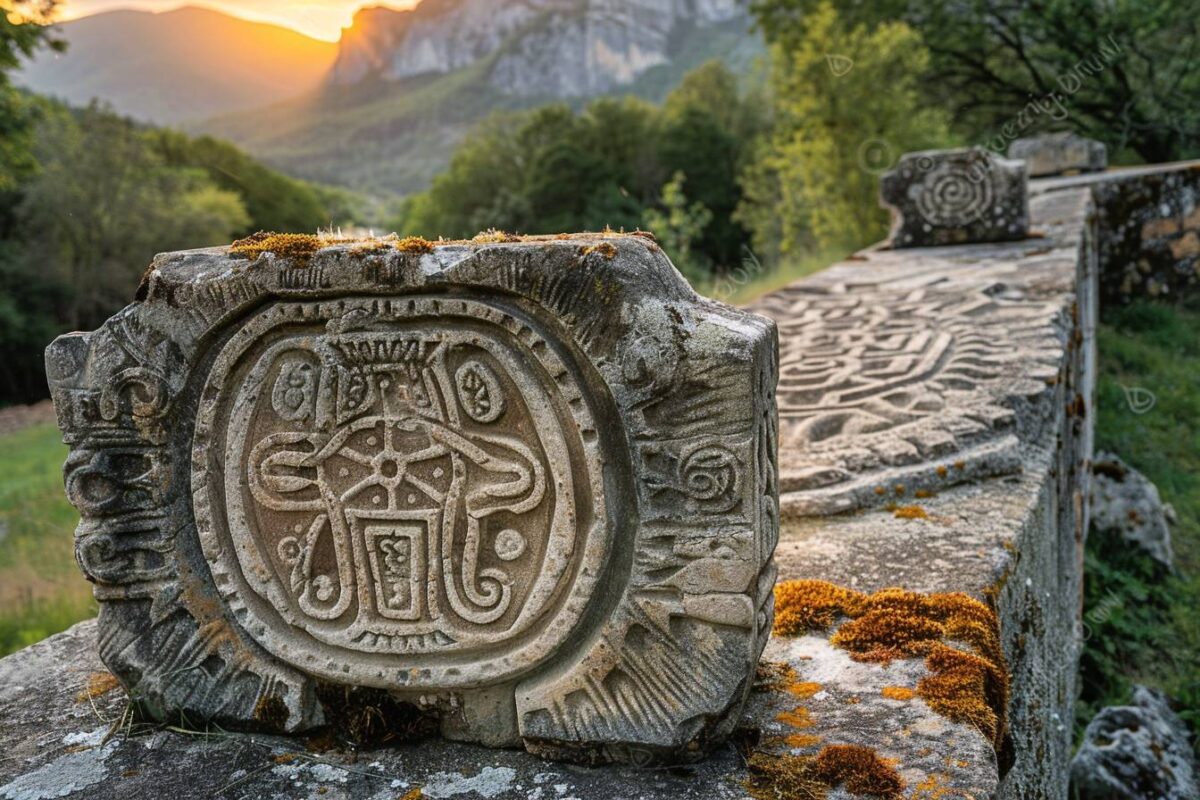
[
  {"x1": 44, "y1": 232, "x2": 779, "y2": 765},
  {"x1": 880, "y1": 146, "x2": 1029, "y2": 248}
]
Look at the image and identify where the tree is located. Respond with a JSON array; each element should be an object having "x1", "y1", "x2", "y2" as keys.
[
  {"x1": 147, "y1": 130, "x2": 332, "y2": 234},
  {"x1": 0, "y1": 1, "x2": 61, "y2": 193},
  {"x1": 19, "y1": 103, "x2": 249, "y2": 330},
  {"x1": 751, "y1": 0, "x2": 1200, "y2": 163},
  {"x1": 644, "y1": 172, "x2": 714, "y2": 282},
  {"x1": 736, "y1": 2, "x2": 952, "y2": 256}
]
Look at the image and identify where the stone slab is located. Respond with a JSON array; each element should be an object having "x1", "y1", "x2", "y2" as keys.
[
  {"x1": 43, "y1": 232, "x2": 778, "y2": 764},
  {"x1": 880, "y1": 147, "x2": 1029, "y2": 247},
  {"x1": 1009, "y1": 132, "x2": 1106, "y2": 177}
]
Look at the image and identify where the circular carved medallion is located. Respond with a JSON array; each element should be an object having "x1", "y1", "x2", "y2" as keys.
[{"x1": 193, "y1": 297, "x2": 609, "y2": 688}]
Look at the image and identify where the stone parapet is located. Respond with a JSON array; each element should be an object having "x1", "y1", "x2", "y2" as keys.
[{"x1": 1, "y1": 171, "x2": 1124, "y2": 798}]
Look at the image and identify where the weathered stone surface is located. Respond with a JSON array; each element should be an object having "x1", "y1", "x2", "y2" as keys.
[
  {"x1": 1090, "y1": 452, "x2": 1176, "y2": 571},
  {"x1": 881, "y1": 147, "x2": 1030, "y2": 248},
  {"x1": 1009, "y1": 132, "x2": 1107, "y2": 177},
  {"x1": 1033, "y1": 161, "x2": 1200, "y2": 304},
  {"x1": 43, "y1": 232, "x2": 779, "y2": 764},
  {"x1": 1070, "y1": 686, "x2": 1198, "y2": 800}
]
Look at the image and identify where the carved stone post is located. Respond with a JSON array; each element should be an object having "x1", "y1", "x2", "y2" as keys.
[{"x1": 45, "y1": 233, "x2": 779, "y2": 764}]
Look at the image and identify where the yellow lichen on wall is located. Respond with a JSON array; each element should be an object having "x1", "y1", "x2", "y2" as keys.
[
  {"x1": 771, "y1": 580, "x2": 1010, "y2": 750},
  {"x1": 892, "y1": 504, "x2": 929, "y2": 520},
  {"x1": 881, "y1": 686, "x2": 916, "y2": 701}
]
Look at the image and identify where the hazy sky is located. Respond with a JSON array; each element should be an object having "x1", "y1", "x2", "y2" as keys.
[{"x1": 57, "y1": 1, "x2": 413, "y2": 41}]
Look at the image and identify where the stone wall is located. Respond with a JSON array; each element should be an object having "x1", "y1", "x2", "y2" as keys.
[{"x1": 1035, "y1": 161, "x2": 1200, "y2": 304}]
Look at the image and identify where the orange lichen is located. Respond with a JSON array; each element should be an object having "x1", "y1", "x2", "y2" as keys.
[
  {"x1": 788, "y1": 681, "x2": 823, "y2": 699},
  {"x1": 893, "y1": 485, "x2": 906, "y2": 496},
  {"x1": 272, "y1": 753, "x2": 298, "y2": 764},
  {"x1": 230, "y1": 232, "x2": 324, "y2": 263},
  {"x1": 76, "y1": 671, "x2": 122, "y2": 702},
  {"x1": 770, "y1": 580, "x2": 1010, "y2": 749},
  {"x1": 953, "y1": 460, "x2": 966, "y2": 471},
  {"x1": 777, "y1": 706, "x2": 816, "y2": 729},
  {"x1": 874, "y1": 486, "x2": 887, "y2": 496},
  {"x1": 812, "y1": 745, "x2": 905, "y2": 799},
  {"x1": 911, "y1": 773, "x2": 966, "y2": 799},
  {"x1": 914, "y1": 489, "x2": 936, "y2": 499},
  {"x1": 785, "y1": 733, "x2": 823, "y2": 749},
  {"x1": 395, "y1": 236, "x2": 435, "y2": 254},
  {"x1": 893, "y1": 505, "x2": 929, "y2": 520},
  {"x1": 400, "y1": 789, "x2": 425, "y2": 800},
  {"x1": 935, "y1": 465, "x2": 949, "y2": 478},
  {"x1": 881, "y1": 686, "x2": 915, "y2": 701}
]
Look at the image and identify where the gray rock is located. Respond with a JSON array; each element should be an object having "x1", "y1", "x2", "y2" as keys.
[
  {"x1": 880, "y1": 147, "x2": 1029, "y2": 248},
  {"x1": 1071, "y1": 686, "x2": 1198, "y2": 800},
  {"x1": 330, "y1": 0, "x2": 749, "y2": 96},
  {"x1": 1009, "y1": 132, "x2": 1107, "y2": 177},
  {"x1": 1090, "y1": 452, "x2": 1176, "y2": 570},
  {"x1": 43, "y1": 232, "x2": 779, "y2": 765}
]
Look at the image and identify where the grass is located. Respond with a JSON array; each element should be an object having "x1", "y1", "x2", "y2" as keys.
[
  {"x1": 1077, "y1": 299, "x2": 1200, "y2": 736},
  {"x1": 0, "y1": 422, "x2": 93, "y2": 656},
  {"x1": 698, "y1": 246, "x2": 852, "y2": 306}
]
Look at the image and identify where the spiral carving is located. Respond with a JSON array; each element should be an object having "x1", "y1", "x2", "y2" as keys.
[{"x1": 915, "y1": 163, "x2": 993, "y2": 227}]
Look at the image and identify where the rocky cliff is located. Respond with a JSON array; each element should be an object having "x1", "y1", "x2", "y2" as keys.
[{"x1": 331, "y1": 0, "x2": 748, "y2": 96}]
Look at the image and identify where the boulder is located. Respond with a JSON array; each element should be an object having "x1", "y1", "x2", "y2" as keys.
[
  {"x1": 1071, "y1": 686, "x2": 1198, "y2": 800},
  {"x1": 1090, "y1": 452, "x2": 1176, "y2": 571}
]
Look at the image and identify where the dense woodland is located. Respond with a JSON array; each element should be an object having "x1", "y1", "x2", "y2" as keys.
[{"x1": 1, "y1": 0, "x2": 1198, "y2": 405}]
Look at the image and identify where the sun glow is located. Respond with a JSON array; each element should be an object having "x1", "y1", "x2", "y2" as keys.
[{"x1": 57, "y1": 0, "x2": 416, "y2": 42}]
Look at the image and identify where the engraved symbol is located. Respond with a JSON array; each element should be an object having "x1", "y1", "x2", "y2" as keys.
[
  {"x1": 494, "y1": 529, "x2": 527, "y2": 561},
  {"x1": 271, "y1": 358, "x2": 316, "y2": 421},
  {"x1": 1120, "y1": 384, "x2": 1156, "y2": 415},
  {"x1": 197, "y1": 297, "x2": 606, "y2": 678},
  {"x1": 680, "y1": 445, "x2": 740, "y2": 513},
  {"x1": 455, "y1": 360, "x2": 505, "y2": 423}
]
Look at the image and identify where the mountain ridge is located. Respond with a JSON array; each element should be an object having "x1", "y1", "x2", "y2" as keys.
[{"x1": 16, "y1": 6, "x2": 338, "y2": 124}]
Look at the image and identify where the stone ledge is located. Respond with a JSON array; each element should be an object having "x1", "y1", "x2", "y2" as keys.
[{"x1": 3, "y1": 177, "x2": 1118, "y2": 799}]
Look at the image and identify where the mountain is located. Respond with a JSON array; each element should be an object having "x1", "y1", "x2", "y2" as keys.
[
  {"x1": 16, "y1": 7, "x2": 338, "y2": 125},
  {"x1": 199, "y1": 0, "x2": 763, "y2": 196}
]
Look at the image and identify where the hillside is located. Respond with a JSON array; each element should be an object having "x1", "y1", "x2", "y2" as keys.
[
  {"x1": 200, "y1": 8, "x2": 763, "y2": 196},
  {"x1": 15, "y1": 6, "x2": 338, "y2": 125}
]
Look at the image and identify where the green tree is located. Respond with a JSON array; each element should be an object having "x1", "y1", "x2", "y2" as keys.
[
  {"x1": 736, "y1": 2, "x2": 952, "y2": 256},
  {"x1": 751, "y1": 0, "x2": 1200, "y2": 163},
  {"x1": 644, "y1": 171, "x2": 714, "y2": 282},
  {"x1": 0, "y1": 1, "x2": 61, "y2": 193},
  {"x1": 19, "y1": 103, "x2": 249, "y2": 330},
  {"x1": 147, "y1": 130, "x2": 330, "y2": 234}
]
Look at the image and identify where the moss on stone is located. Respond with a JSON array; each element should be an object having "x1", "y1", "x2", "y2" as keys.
[
  {"x1": 772, "y1": 580, "x2": 1010, "y2": 749},
  {"x1": 813, "y1": 745, "x2": 905, "y2": 798},
  {"x1": 230, "y1": 232, "x2": 325, "y2": 263},
  {"x1": 395, "y1": 236, "x2": 435, "y2": 254}
]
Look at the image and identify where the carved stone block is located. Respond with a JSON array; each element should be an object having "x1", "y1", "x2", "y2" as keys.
[
  {"x1": 44, "y1": 233, "x2": 779, "y2": 764},
  {"x1": 881, "y1": 147, "x2": 1029, "y2": 248},
  {"x1": 1009, "y1": 132, "x2": 1107, "y2": 177}
]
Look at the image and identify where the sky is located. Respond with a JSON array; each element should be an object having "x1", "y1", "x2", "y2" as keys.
[{"x1": 56, "y1": 0, "x2": 413, "y2": 42}]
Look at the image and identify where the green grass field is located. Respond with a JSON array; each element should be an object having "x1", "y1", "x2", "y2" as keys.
[{"x1": 0, "y1": 423, "x2": 93, "y2": 656}]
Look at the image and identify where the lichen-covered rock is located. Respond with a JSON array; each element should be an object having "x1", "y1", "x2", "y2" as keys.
[
  {"x1": 1090, "y1": 452, "x2": 1175, "y2": 571},
  {"x1": 1071, "y1": 686, "x2": 1198, "y2": 800},
  {"x1": 43, "y1": 231, "x2": 779, "y2": 764},
  {"x1": 1009, "y1": 132, "x2": 1107, "y2": 177},
  {"x1": 880, "y1": 147, "x2": 1029, "y2": 248}
]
